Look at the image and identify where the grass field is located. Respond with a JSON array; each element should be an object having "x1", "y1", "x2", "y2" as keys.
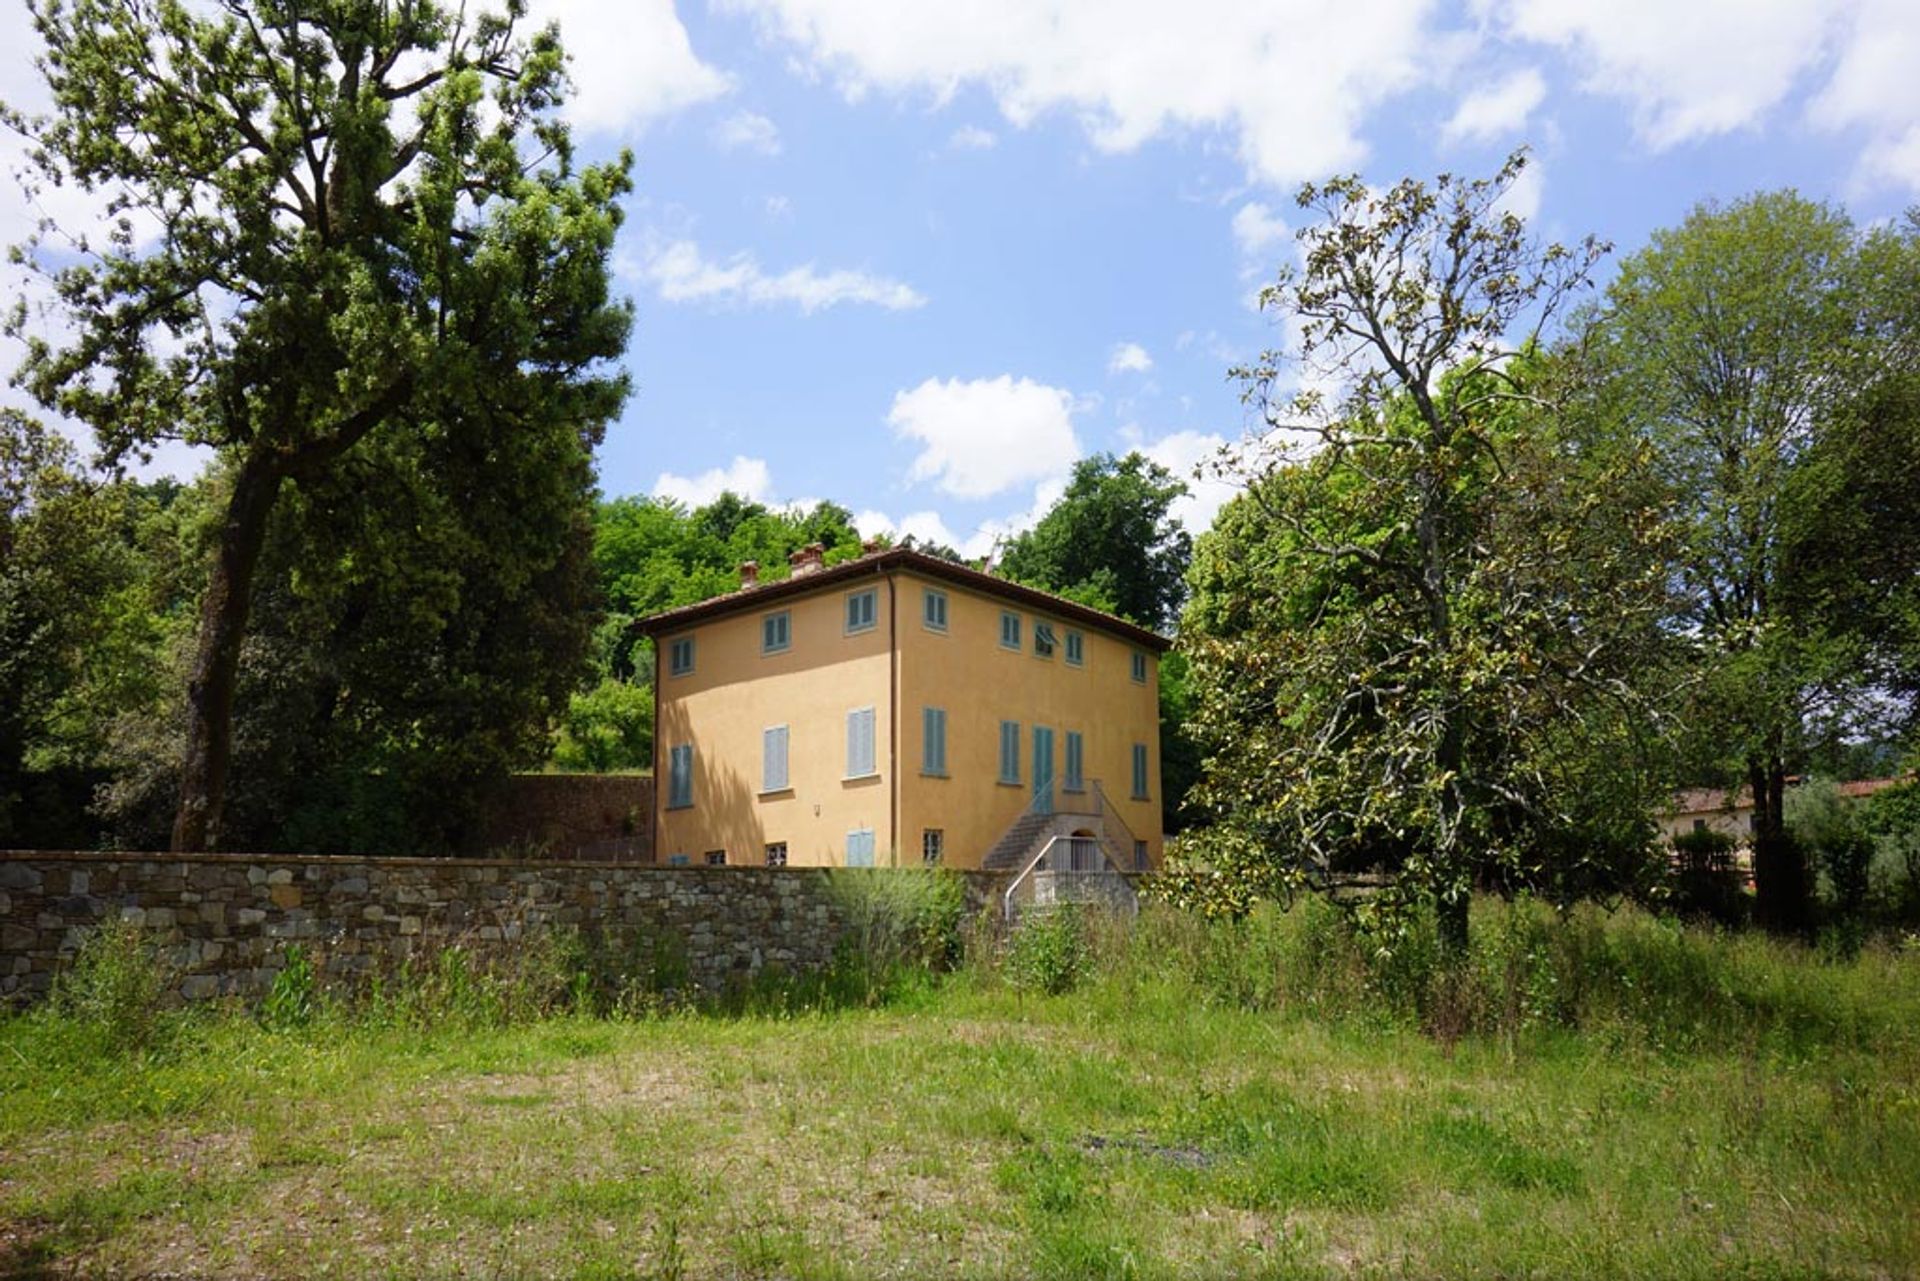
[{"x1": 3, "y1": 899, "x2": 1919, "y2": 1279}]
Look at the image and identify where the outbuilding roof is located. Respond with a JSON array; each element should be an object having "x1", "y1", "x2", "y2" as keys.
[{"x1": 633, "y1": 545, "x2": 1173, "y2": 652}]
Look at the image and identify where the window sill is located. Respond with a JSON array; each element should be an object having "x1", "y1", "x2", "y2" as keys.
[
  {"x1": 761, "y1": 647, "x2": 790, "y2": 658},
  {"x1": 996, "y1": 779, "x2": 1023, "y2": 788},
  {"x1": 920, "y1": 770, "x2": 949, "y2": 780},
  {"x1": 666, "y1": 802, "x2": 694, "y2": 812},
  {"x1": 1062, "y1": 784, "x2": 1086, "y2": 795},
  {"x1": 1130, "y1": 794, "x2": 1151, "y2": 803},
  {"x1": 757, "y1": 787, "x2": 794, "y2": 799},
  {"x1": 843, "y1": 772, "x2": 881, "y2": 784},
  {"x1": 845, "y1": 625, "x2": 877, "y2": 637}
]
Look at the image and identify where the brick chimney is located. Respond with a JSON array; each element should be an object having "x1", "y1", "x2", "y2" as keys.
[
  {"x1": 788, "y1": 542, "x2": 825, "y2": 578},
  {"x1": 738, "y1": 560, "x2": 759, "y2": 589}
]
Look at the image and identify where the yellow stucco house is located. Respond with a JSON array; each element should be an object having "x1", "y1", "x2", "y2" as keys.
[{"x1": 637, "y1": 543, "x2": 1170, "y2": 872}]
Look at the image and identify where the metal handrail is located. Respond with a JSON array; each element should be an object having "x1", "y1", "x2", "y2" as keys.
[
  {"x1": 1090, "y1": 781, "x2": 1142, "y2": 870},
  {"x1": 1003, "y1": 834, "x2": 1124, "y2": 922}
]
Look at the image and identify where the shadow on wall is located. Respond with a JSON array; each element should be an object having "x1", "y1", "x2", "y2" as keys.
[{"x1": 662, "y1": 755, "x2": 770, "y2": 869}]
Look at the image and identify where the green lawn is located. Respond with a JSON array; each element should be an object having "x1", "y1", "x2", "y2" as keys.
[{"x1": 4, "y1": 904, "x2": 1919, "y2": 1279}]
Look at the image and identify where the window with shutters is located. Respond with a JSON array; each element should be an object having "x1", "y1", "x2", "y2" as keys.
[
  {"x1": 1130, "y1": 651, "x2": 1147, "y2": 683},
  {"x1": 1134, "y1": 840, "x2": 1149, "y2": 870},
  {"x1": 762, "y1": 610, "x2": 790, "y2": 654},
  {"x1": 846, "y1": 828, "x2": 876, "y2": 867},
  {"x1": 668, "y1": 636, "x2": 695, "y2": 677},
  {"x1": 922, "y1": 829, "x2": 943, "y2": 866},
  {"x1": 1131, "y1": 742, "x2": 1150, "y2": 799},
  {"x1": 922, "y1": 707, "x2": 948, "y2": 776},
  {"x1": 998, "y1": 720, "x2": 1021, "y2": 784},
  {"x1": 667, "y1": 744, "x2": 694, "y2": 809},
  {"x1": 764, "y1": 842, "x2": 788, "y2": 867},
  {"x1": 1065, "y1": 630, "x2": 1084, "y2": 666},
  {"x1": 761, "y1": 725, "x2": 790, "y2": 793},
  {"x1": 923, "y1": 589, "x2": 948, "y2": 632},
  {"x1": 1064, "y1": 730, "x2": 1085, "y2": 792},
  {"x1": 999, "y1": 611, "x2": 1021, "y2": 650},
  {"x1": 1033, "y1": 621, "x2": 1056, "y2": 658},
  {"x1": 845, "y1": 588, "x2": 877, "y2": 634},
  {"x1": 846, "y1": 706, "x2": 877, "y2": 779}
]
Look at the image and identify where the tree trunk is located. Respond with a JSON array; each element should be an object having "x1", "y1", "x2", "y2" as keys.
[
  {"x1": 170, "y1": 449, "x2": 285, "y2": 852},
  {"x1": 1747, "y1": 756, "x2": 1808, "y2": 935}
]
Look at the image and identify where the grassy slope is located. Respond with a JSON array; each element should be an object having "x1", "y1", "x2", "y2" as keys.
[{"x1": 3, "y1": 911, "x2": 1919, "y2": 1279}]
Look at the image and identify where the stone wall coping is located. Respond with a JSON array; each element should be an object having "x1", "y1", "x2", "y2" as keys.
[{"x1": 1, "y1": 849, "x2": 1010, "y2": 875}]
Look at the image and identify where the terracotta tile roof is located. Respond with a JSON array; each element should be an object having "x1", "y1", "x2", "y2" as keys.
[
  {"x1": 1668, "y1": 775, "x2": 1911, "y2": 815},
  {"x1": 632, "y1": 545, "x2": 1174, "y2": 652}
]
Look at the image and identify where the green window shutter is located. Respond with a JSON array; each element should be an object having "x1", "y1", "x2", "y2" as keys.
[
  {"x1": 923, "y1": 707, "x2": 946, "y2": 774},
  {"x1": 669, "y1": 744, "x2": 693, "y2": 808},
  {"x1": 763, "y1": 726, "x2": 788, "y2": 792},
  {"x1": 1065, "y1": 731, "x2": 1084, "y2": 790},
  {"x1": 1131, "y1": 743, "x2": 1149, "y2": 799},
  {"x1": 999, "y1": 720, "x2": 1020, "y2": 783},
  {"x1": 847, "y1": 707, "x2": 876, "y2": 777}
]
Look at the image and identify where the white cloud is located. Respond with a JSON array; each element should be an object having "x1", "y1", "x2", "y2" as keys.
[
  {"x1": 1231, "y1": 202, "x2": 1290, "y2": 259},
  {"x1": 854, "y1": 507, "x2": 981, "y2": 556},
  {"x1": 949, "y1": 124, "x2": 999, "y2": 150},
  {"x1": 1132, "y1": 429, "x2": 1242, "y2": 534},
  {"x1": 1441, "y1": 67, "x2": 1547, "y2": 144},
  {"x1": 1485, "y1": 0, "x2": 1835, "y2": 148},
  {"x1": 652, "y1": 455, "x2": 775, "y2": 507},
  {"x1": 1108, "y1": 342, "x2": 1153, "y2": 374},
  {"x1": 1808, "y1": 0, "x2": 1920, "y2": 192},
  {"x1": 635, "y1": 239, "x2": 927, "y2": 313},
  {"x1": 713, "y1": 110, "x2": 783, "y2": 154},
  {"x1": 531, "y1": 0, "x2": 731, "y2": 133},
  {"x1": 722, "y1": 0, "x2": 1442, "y2": 186},
  {"x1": 889, "y1": 375, "x2": 1081, "y2": 500}
]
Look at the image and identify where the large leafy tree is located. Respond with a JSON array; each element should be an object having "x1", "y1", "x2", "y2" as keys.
[
  {"x1": 998, "y1": 452, "x2": 1192, "y2": 631},
  {"x1": 6, "y1": 0, "x2": 632, "y2": 849},
  {"x1": 1175, "y1": 153, "x2": 1675, "y2": 950},
  {"x1": 96, "y1": 394, "x2": 604, "y2": 854},
  {"x1": 1593, "y1": 193, "x2": 1917, "y2": 933}
]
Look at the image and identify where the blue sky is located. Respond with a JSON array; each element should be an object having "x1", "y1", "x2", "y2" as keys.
[{"x1": 6, "y1": 0, "x2": 1920, "y2": 554}]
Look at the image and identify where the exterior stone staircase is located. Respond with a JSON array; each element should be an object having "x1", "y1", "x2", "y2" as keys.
[{"x1": 984, "y1": 782, "x2": 1144, "y2": 922}]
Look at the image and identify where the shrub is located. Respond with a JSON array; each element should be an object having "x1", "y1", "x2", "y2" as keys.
[
  {"x1": 48, "y1": 918, "x2": 170, "y2": 1052},
  {"x1": 1007, "y1": 907, "x2": 1089, "y2": 995},
  {"x1": 260, "y1": 945, "x2": 319, "y2": 1031},
  {"x1": 1665, "y1": 827, "x2": 1748, "y2": 926},
  {"x1": 826, "y1": 869, "x2": 968, "y2": 1005}
]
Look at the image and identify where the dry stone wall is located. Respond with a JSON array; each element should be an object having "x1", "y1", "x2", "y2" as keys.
[{"x1": 0, "y1": 852, "x2": 1004, "y2": 1005}]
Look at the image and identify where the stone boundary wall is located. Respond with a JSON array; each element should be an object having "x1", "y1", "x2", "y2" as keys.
[{"x1": 0, "y1": 852, "x2": 1009, "y2": 1005}]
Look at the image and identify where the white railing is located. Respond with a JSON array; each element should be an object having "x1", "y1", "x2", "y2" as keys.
[{"x1": 1002, "y1": 834, "x2": 1139, "y2": 923}]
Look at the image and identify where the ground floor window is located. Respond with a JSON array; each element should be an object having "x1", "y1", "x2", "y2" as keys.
[
  {"x1": 922, "y1": 829, "x2": 943, "y2": 866},
  {"x1": 704, "y1": 849, "x2": 726, "y2": 867},
  {"x1": 667, "y1": 853, "x2": 689, "y2": 867},
  {"x1": 765, "y1": 842, "x2": 788, "y2": 867},
  {"x1": 1134, "y1": 840, "x2": 1148, "y2": 870}
]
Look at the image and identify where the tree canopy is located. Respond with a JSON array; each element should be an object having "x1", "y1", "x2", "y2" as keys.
[
  {"x1": 6, "y1": 0, "x2": 632, "y2": 849},
  {"x1": 1592, "y1": 192, "x2": 1920, "y2": 931},
  {"x1": 998, "y1": 452, "x2": 1192, "y2": 631},
  {"x1": 1172, "y1": 153, "x2": 1675, "y2": 948}
]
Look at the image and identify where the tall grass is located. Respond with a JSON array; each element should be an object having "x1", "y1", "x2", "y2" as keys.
[
  {"x1": 1047, "y1": 895, "x2": 1920, "y2": 1058},
  {"x1": 18, "y1": 889, "x2": 1920, "y2": 1065}
]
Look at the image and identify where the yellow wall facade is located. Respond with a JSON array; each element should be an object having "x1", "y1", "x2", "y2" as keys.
[
  {"x1": 895, "y1": 571, "x2": 1161, "y2": 869},
  {"x1": 652, "y1": 565, "x2": 1162, "y2": 869},
  {"x1": 654, "y1": 577, "x2": 895, "y2": 867}
]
